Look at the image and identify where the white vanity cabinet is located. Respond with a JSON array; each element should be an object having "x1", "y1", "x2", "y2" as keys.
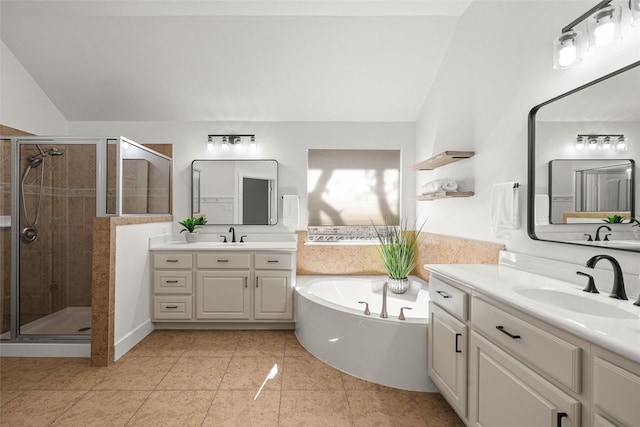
[
  {"x1": 428, "y1": 276, "x2": 470, "y2": 421},
  {"x1": 151, "y1": 250, "x2": 295, "y2": 324}
]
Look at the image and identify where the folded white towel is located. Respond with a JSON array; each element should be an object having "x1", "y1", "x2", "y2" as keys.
[
  {"x1": 534, "y1": 194, "x2": 550, "y2": 226},
  {"x1": 421, "y1": 178, "x2": 458, "y2": 194},
  {"x1": 490, "y1": 182, "x2": 520, "y2": 239},
  {"x1": 282, "y1": 195, "x2": 299, "y2": 227}
]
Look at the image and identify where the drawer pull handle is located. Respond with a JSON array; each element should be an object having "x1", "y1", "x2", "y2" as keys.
[
  {"x1": 244, "y1": 277, "x2": 248, "y2": 288},
  {"x1": 496, "y1": 325, "x2": 521, "y2": 339},
  {"x1": 165, "y1": 280, "x2": 179, "y2": 283},
  {"x1": 455, "y1": 333, "x2": 462, "y2": 353},
  {"x1": 256, "y1": 277, "x2": 259, "y2": 288},
  {"x1": 166, "y1": 259, "x2": 179, "y2": 263},
  {"x1": 436, "y1": 290, "x2": 451, "y2": 299},
  {"x1": 267, "y1": 260, "x2": 279, "y2": 263},
  {"x1": 165, "y1": 305, "x2": 178, "y2": 309},
  {"x1": 557, "y1": 412, "x2": 567, "y2": 426},
  {"x1": 217, "y1": 259, "x2": 229, "y2": 263}
]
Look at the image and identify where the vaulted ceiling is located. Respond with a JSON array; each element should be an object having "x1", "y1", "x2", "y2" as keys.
[{"x1": 0, "y1": 1, "x2": 472, "y2": 122}]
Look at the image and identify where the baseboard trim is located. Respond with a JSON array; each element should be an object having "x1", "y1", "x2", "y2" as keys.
[
  {"x1": 0, "y1": 342, "x2": 91, "y2": 358},
  {"x1": 114, "y1": 319, "x2": 154, "y2": 361}
]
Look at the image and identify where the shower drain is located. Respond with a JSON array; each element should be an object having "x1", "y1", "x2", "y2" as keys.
[{"x1": 78, "y1": 327, "x2": 91, "y2": 332}]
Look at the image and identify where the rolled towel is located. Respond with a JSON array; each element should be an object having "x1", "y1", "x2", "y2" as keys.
[{"x1": 421, "y1": 178, "x2": 458, "y2": 194}]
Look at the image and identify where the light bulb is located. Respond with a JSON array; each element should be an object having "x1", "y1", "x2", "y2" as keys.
[
  {"x1": 588, "y1": 137, "x2": 599, "y2": 150},
  {"x1": 553, "y1": 31, "x2": 581, "y2": 69},
  {"x1": 589, "y1": 6, "x2": 621, "y2": 48},
  {"x1": 602, "y1": 136, "x2": 612, "y2": 150},
  {"x1": 558, "y1": 44, "x2": 577, "y2": 67},
  {"x1": 616, "y1": 136, "x2": 627, "y2": 151},
  {"x1": 575, "y1": 136, "x2": 585, "y2": 150},
  {"x1": 249, "y1": 136, "x2": 257, "y2": 152},
  {"x1": 594, "y1": 21, "x2": 615, "y2": 46}
]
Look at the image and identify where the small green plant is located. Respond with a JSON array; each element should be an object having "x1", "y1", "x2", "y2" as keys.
[
  {"x1": 602, "y1": 214, "x2": 626, "y2": 224},
  {"x1": 373, "y1": 217, "x2": 423, "y2": 280},
  {"x1": 631, "y1": 217, "x2": 640, "y2": 228},
  {"x1": 179, "y1": 216, "x2": 207, "y2": 233}
]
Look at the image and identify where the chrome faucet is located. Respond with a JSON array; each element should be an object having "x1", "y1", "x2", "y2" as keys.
[
  {"x1": 585, "y1": 255, "x2": 627, "y2": 300},
  {"x1": 380, "y1": 281, "x2": 388, "y2": 318},
  {"x1": 595, "y1": 225, "x2": 612, "y2": 241},
  {"x1": 228, "y1": 226, "x2": 236, "y2": 243}
]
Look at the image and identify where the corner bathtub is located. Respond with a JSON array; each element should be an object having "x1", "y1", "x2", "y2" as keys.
[{"x1": 295, "y1": 276, "x2": 437, "y2": 392}]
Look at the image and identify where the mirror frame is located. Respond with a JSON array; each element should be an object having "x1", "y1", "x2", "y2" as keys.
[
  {"x1": 191, "y1": 159, "x2": 279, "y2": 226},
  {"x1": 527, "y1": 60, "x2": 640, "y2": 252}
]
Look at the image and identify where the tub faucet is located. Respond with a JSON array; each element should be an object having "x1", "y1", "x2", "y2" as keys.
[
  {"x1": 228, "y1": 226, "x2": 236, "y2": 243},
  {"x1": 595, "y1": 225, "x2": 612, "y2": 241},
  {"x1": 585, "y1": 255, "x2": 627, "y2": 300},
  {"x1": 380, "y1": 281, "x2": 388, "y2": 319}
]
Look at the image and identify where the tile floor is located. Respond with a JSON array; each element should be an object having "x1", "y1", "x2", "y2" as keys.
[{"x1": 0, "y1": 330, "x2": 464, "y2": 426}]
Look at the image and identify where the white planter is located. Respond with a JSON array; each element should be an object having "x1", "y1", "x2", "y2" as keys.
[
  {"x1": 184, "y1": 232, "x2": 198, "y2": 243},
  {"x1": 388, "y1": 277, "x2": 410, "y2": 294}
]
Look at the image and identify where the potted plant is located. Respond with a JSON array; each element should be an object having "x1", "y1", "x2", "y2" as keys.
[
  {"x1": 179, "y1": 216, "x2": 207, "y2": 243},
  {"x1": 602, "y1": 214, "x2": 626, "y2": 224},
  {"x1": 373, "y1": 217, "x2": 423, "y2": 294}
]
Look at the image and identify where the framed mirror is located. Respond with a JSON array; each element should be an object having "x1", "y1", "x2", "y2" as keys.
[
  {"x1": 191, "y1": 160, "x2": 278, "y2": 225},
  {"x1": 528, "y1": 61, "x2": 640, "y2": 252}
]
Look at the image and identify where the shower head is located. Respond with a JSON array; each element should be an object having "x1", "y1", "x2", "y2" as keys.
[
  {"x1": 27, "y1": 156, "x2": 43, "y2": 168},
  {"x1": 47, "y1": 147, "x2": 63, "y2": 156}
]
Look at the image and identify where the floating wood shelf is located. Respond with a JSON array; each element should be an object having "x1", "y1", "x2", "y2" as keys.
[
  {"x1": 410, "y1": 151, "x2": 474, "y2": 171},
  {"x1": 411, "y1": 191, "x2": 474, "y2": 201}
]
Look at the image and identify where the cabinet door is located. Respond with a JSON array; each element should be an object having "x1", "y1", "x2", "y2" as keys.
[
  {"x1": 428, "y1": 302, "x2": 467, "y2": 419},
  {"x1": 254, "y1": 270, "x2": 293, "y2": 320},
  {"x1": 196, "y1": 271, "x2": 250, "y2": 320},
  {"x1": 469, "y1": 331, "x2": 580, "y2": 427}
]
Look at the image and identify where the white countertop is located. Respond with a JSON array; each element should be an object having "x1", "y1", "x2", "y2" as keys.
[
  {"x1": 149, "y1": 233, "x2": 298, "y2": 251},
  {"x1": 425, "y1": 262, "x2": 640, "y2": 364}
]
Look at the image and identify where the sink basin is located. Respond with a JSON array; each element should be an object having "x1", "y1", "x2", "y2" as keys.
[{"x1": 515, "y1": 288, "x2": 638, "y2": 319}]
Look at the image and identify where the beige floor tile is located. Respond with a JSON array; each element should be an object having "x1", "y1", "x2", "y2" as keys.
[
  {"x1": 282, "y1": 356, "x2": 344, "y2": 390},
  {"x1": 411, "y1": 392, "x2": 464, "y2": 427},
  {"x1": 284, "y1": 334, "x2": 310, "y2": 357},
  {"x1": 235, "y1": 330, "x2": 286, "y2": 357},
  {"x1": 347, "y1": 389, "x2": 428, "y2": 427},
  {"x1": 50, "y1": 390, "x2": 150, "y2": 426},
  {"x1": 182, "y1": 332, "x2": 239, "y2": 357},
  {"x1": 219, "y1": 356, "x2": 283, "y2": 391},
  {"x1": 279, "y1": 390, "x2": 352, "y2": 427},
  {"x1": 340, "y1": 371, "x2": 395, "y2": 391},
  {"x1": 93, "y1": 356, "x2": 178, "y2": 390},
  {"x1": 0, "y1": 390, "x2": 85, "y2": 426},
  {"x1": 0, "y1": 389, "x2": 23, "y2": 407},
  {"x1": 127, "y1": 330, "x2": 196, "y2": 357},
  {"x1": 202, "y1": 390, "x2": 280, "y2": 427},
  {"x1": 156, "y1": 356, "x2": 230, "y2": 390},
  {"x1": 33, "y1": 358, "x2": 114, "y2": 390},
  {"x1": 126, "y1": 390, "x2": 215, "y2": 427},
  {"x1": 0, "y1": 357, "x2": 71, "y2": 390}
]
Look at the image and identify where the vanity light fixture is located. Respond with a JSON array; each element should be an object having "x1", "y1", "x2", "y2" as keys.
[
  {"x1": 576, "y1": 134, "x2": 628, "y2": 151},
  {"x1": 553, "y1": 0, "x2": 634, "y2": 69},
  {"x1": 207, "y1": 134, "x2": 257, "y2": 152}
]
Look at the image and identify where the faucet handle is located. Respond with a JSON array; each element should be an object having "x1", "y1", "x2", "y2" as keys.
[
  {"x1": 357, "y1": 301, "x2": 371, "y2": 316},
  {"x1": 604, "y1": 234, "x2": 611, "y2": 241},
  {"x1": 576, "y1": 271, "x2": 599, "y2": 294},
  {"x1": 240, "y1": 235, "x2": 247, "y2": 243},
  {"x1": 584, "y1": 234, "x2": 593, "y2": 242},
  {"x1": 219, "y1": 235, "x2": 227, "y2": 243},
  {"x1": 398, "y1": 307, "x2": 412, "y2": 321}
]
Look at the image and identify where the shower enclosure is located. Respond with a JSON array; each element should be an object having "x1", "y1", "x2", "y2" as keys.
[{"x1": 1, "y1": 137, "x2": 171, "y2": 342}]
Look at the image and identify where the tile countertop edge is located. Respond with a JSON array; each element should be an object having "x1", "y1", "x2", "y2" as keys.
[{"x1": 425, "y1": 263, "x2": 640, "y2": 364}]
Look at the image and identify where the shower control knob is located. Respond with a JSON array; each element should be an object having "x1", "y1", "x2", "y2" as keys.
[{"x1": 20, "y1": 226, "x2": 39, "y2": 243}]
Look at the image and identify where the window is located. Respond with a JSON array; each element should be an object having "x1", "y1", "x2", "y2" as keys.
[{"x1": 307, "y1": 149, "x2": 400, "y2": 242}]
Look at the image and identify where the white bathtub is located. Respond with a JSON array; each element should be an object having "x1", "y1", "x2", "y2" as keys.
[{"x1": 295, "y1": 276, "x2": 437, "y2": 392}]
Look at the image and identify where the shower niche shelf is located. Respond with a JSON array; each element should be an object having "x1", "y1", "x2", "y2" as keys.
[
  {"x1": 410, "y1": 151, "x2": 474, "y2": 171},
  {"x1": 411, "y1": 150, "x2": 475, "y2": 201}
]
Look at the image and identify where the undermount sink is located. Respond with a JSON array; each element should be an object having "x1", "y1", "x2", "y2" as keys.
[{"x1": 515, "y1": 288, "x2": 638, "y2": 319}]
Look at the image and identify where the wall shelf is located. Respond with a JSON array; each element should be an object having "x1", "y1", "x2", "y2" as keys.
[
  {"x1": 411, "y1": 191, "x2": 474, "y2": 201},
  {"x1": 410, "y1": 151, "x2": 474, "y2": 171}
]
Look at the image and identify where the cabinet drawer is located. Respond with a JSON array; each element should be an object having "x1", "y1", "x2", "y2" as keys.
[
  {"x1": 153, "y1": 296, "x2": 193, "y2": 320},
  {"x1": 429, "y1": 276, "x2": 469, "y2": 321},
  {"x1": 593, "y1": 356, "x2": 640, "y2": 427},
  {"x1": 154, "y1": 253, "x2": 193, "y2": 269},
  {"x1": 254, "y1": 253, "x2": 292, "y2": 270},
  {"x1": 197, "y1": 253, "x2": 251, "y2": 269},
  {"x1": 472, "y1": 297, "x2": 581, "y2": 393},
  {"x1": 153, "y1": 271, "x2": 192, "y2": 294}
]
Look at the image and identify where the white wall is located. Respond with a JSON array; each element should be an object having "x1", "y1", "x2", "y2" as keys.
[
  {"x1": 68, "y1": 121, "x2": 417, "y2": 233},
  {"x1": 114, "y1": 221, "x2": 172, "y2": 360},
  {"x1": 0, "y1": 40, "x2": 67, "y2": 134},
  {"x1": 415, "y1": 1, "x2": 640, "y2": 274}
]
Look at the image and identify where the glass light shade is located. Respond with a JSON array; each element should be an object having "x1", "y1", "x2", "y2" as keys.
[
  {"x1": 587, "y1": 137, "x2": 599, "y2": 150},
  {"x1": 631, "y1": 0, "x2": 640, "y2": 26},
  {"x1": 206, "y1": 138, "x2": 214, "y2": 151},
  {"x1": 602, "y1": 136, "x2": 612, "y2": 151},
  {"x1": 575, "y1": 136, "x2": 585, "y2": 150},
  {"x1": 588, "y1": 5, "x2": 622, "y2": 48},
  {"x1": 616, "y1": 136, "x2": 628, "y2": 151},
  {"x1": 233, "y1": 136, "x2": 244, "y2": 151},
  {"x1": 553, "y1": 31, "x2": 582, "y2": 69},
  {"x1": 249, "y1": 136, "x2": 257, "y2": 152}
]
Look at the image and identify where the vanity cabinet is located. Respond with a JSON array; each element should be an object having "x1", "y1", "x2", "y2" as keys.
[
  {"x1": 151, "y1": 251, "x2": 295, "y2": 324},
  {"x1": 428, "y1": 276, "x2": 470, "y2": 420}
]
